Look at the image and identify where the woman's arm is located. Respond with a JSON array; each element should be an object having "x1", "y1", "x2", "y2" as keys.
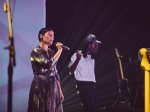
[
  {"x1": 57, "y1": 81, "x2": 64, "y2": 102},
  {"x1": 53, "y1": 42, "x2": 63, "y2": 61}
]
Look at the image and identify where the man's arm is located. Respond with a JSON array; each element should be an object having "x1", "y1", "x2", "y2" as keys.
[{"x1": 69, "y1": 50, "x2": 82, "y2": 74}]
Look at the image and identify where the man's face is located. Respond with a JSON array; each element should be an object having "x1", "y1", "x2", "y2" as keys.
[
  {"x1": 41, "y1": 30, "x2": 54, "y2": 45},
  {"x1": 88, "y1": 42, "x2": 99, "y2": 53}
]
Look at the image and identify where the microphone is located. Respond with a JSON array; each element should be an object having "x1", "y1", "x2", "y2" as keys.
[
  {"x1": 55, "y1": 42, "x2": 70, "y2": 50},
  {"x1": 62, "y1": 45, "x2": 70, "y2": 50}
]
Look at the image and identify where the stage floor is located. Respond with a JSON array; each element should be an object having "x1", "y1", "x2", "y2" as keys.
[{"x1": 99, "y1": 106, "x2": 144, "y2": 112}]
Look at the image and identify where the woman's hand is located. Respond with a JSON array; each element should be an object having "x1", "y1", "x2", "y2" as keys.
[
  {"x1": 56, "y1": 42, "x2": 63, "y2": 51},
  {"x1": 60, "y1": 91, "x2": 64, "y2": 102},
  {"x1": 53, "y1": 42, "x2": 63, "y2": 61}
]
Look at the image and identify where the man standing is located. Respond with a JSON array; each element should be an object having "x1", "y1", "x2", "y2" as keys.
[{"x1": 68, "y1": 34, "x2": 101, "y2": 112}]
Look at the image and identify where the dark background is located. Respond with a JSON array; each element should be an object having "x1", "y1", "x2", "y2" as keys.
[{"x1": 46, "y1": 0, "x2": 150, "y2": 112}]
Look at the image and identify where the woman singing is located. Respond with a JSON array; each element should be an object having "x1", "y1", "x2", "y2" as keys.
[{"x1": 28, "y1": 27, "x2": 64, "y2": 112}]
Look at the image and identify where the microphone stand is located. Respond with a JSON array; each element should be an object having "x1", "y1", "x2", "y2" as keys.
[{"x1": 3, "y1": 1, "x2": 16, "y2": 112}]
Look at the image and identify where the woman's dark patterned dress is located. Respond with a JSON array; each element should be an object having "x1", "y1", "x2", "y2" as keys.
[{"x1": 28, "y1": 46, "x2": 63, "y2": 112}]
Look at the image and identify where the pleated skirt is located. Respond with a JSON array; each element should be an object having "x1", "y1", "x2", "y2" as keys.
[{"x1": 28, "y1": 75, "x2": 63, "y2": 112}]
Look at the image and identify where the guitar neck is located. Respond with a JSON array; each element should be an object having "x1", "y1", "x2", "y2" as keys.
[
  {"x1": 115, "y1": 48, "x2": 125, "y2": 80},
  {"x1": 118, "y1": 58, "x2": 125, "y2": 80}
]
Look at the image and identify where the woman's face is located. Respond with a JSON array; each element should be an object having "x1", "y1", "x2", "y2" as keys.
[{"x1": 41, "y1": 30, "x2": 54, "y2": 45}]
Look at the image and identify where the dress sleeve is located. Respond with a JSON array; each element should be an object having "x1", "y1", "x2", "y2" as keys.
[
  {"x1": 30, "y1": 48, "x2": 57, "y2": 67},
  {"x1": 49, "y1": 49, "x2": 60, "y2": 81},
  {"x1": 54, "y1": 66, "x2": 60, "y2": 81}
]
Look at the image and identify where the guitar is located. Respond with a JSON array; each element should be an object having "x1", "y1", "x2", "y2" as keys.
[
  {"x1": 115, "y1": 48, "x2": 125, "y2": 80},
  {"x1": 115, "y1": 48, "x2": 131, "y2": 106},
  {"x1": 140, "y1": 48, "x2": 150, "y2": 112}
]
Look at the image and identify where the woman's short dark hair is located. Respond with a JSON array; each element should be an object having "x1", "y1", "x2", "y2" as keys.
[{"x1": 38, "y1": 27, "x2": 53, "y2": 42}]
